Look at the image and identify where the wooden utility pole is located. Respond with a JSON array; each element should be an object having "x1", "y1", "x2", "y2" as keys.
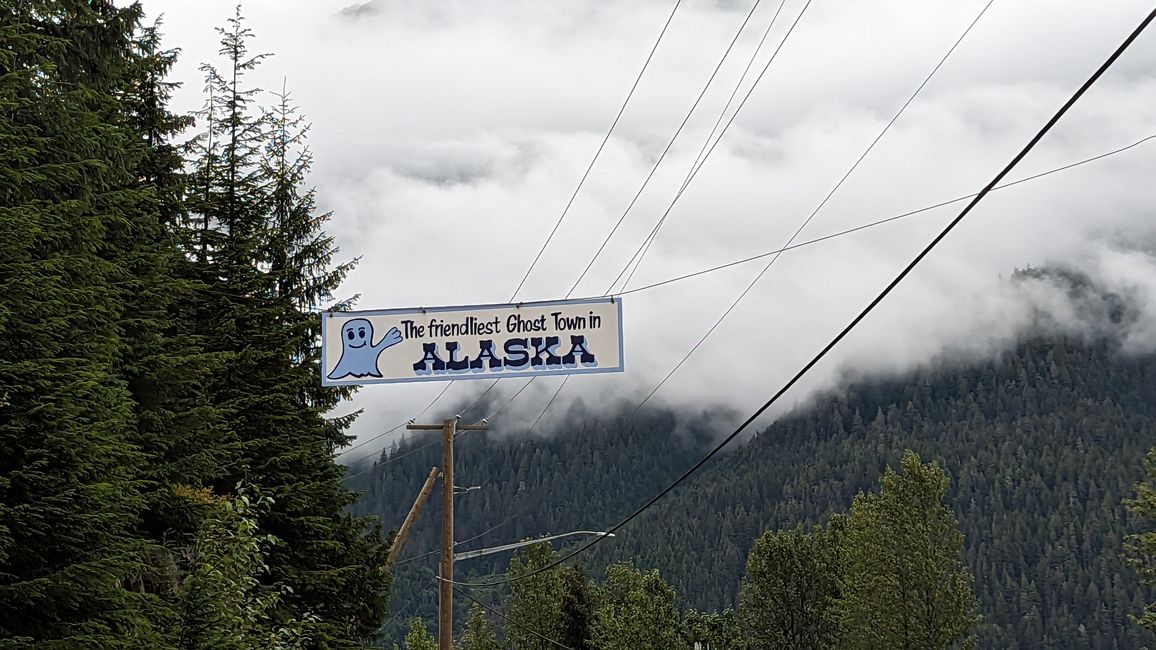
[
  {"x1": 407, "y1": 417, "x2": 488, "y2": 650},
  {"x1": 384, "y1": 466, "x2": 441, "y2": 570}
]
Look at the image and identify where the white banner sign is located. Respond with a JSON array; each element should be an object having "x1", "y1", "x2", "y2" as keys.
[{"x1": 321, "y1": 298, "x2": 623, "y2": 386}]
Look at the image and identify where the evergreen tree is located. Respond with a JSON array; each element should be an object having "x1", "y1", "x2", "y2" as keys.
[
  {"x1": 837, "y1": 451, "x2": 979, "y2": 649},
  {"x1": 0, "y1": 1, "x2": 163, "y2": 645},
  {"x1": 739, "y1": 522, "x2": 840, "y2": 648},
  {"x1": 457, "y1": 603, "x2": 501, "y2": 650},
  {"x1": 119, "y1": 16, "x2": 229, "y2": 609},
  {"x1": 590, "y1": 563, "x2": 681, "y2": 650},
  {"x1": 185, "y1": 6, "x2": 390, "y2": 643}
]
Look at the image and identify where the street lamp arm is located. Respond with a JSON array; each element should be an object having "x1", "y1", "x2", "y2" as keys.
[{"x1": 453, "y1": 530, "x2": 615, "y2": 562}]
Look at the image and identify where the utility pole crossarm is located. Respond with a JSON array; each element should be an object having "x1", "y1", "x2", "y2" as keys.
[{"x1": 406, "y1": 422, "x2": 489, "y2": 431}]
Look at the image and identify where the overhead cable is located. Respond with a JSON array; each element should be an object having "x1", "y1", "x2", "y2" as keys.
[
  {"x1": 445, "y1": 5, "x2": 1156, "y2": 586},
  {"x1": 565, "y1": 0, "x2": 781, "y2": 298},
  {"x1": 602, "y1": 0, "x2": 816, "y2": 296},
  {"x1": 453, "y1": 586, "x2": 574, "y2": 650},
  {"x1": 630, "y1": 0, "x2": 996, "y2": 413},
  {"x1": 508, "y1": 0, "x2": 684, "y2": 303},
  {"x1": 608, "y1": 134, "x2": 1156, "y2": 299},
  {"x1": 530, "y1": 0, "x2": 986, "y2": 429}
]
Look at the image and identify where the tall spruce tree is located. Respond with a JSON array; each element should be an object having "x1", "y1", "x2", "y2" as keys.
[
  {"x1": 0, "y1": 1, "x2": 163, "y2": 645},
  {"x1": 119, "y1": 17, "x2": 230, "y2": 598},
  {"x1": 184, "y1": 6, "x2": 389, "y2": 644},
  {"x1": 255, "y1": 78, "x2": 389, "y2": 645}
]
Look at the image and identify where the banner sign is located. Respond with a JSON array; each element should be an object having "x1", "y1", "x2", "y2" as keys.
[{"x1": 321, "y1": 297, "x2": 623, "y2": 386}]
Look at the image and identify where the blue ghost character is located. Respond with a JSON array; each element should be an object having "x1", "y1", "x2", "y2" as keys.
[{"x1": 327, "y1": 318, "x2": 404, "y2": 380}]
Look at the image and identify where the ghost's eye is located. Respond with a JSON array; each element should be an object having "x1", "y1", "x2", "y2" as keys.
[
  {"x1": 346, "y1": 330, "x2": 355, "y2": 340},
  {"x1": 358, "y1": 328, "x2": 366, "y2": 338}
]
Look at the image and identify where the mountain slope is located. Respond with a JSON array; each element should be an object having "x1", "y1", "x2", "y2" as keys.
[{"x1": 354, "y1": 334, "x2": 1156, "y2": 647}]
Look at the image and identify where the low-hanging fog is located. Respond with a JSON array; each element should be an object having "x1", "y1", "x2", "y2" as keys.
[{"x1": 147, "y1": 0, "x2": 1156, "y2": 457}]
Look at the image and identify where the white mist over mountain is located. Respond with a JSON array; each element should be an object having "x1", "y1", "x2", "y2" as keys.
[{"x1": 147, "y1": 0, "x2": 1156, "y2": 455}]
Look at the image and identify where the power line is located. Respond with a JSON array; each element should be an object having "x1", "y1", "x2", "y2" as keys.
[
  {"x1": 629, "y1": 0, "x2": 996, "y2": 413},
  {"x1": 529, "y1": 376, "x2": 570, "y2": 433},
  {"x1": 626, "y1": 0, "x2": 996, "y2": 292},
  {"x1": 485, "y1": 377, "x2": 537, "y2": 421},
  {"x1": 338, "y1": 422, "x2": 407, "y2": 459},
  {"x1": 565, "y1": 0, "x2": 781, "y2": 298},
  {"x1": 484, "y1": 0, "x2": 776, "y2": 427},
  {"x1": 458, "y1": 379, "x2": 501, "y2": 420},
  {"x1": 354, "y1": 0, "x2": 685, "y2": 438},
  {"x1": 606, "y1": 134, "x2": 1155, "y2": 299},
  {"x1": 624, "y1": 0, "x2": 994, "y2": 287},
  {"x1": 445, "y1": 5, "x2": 1156, "y2": 586},
  {"x1": 395, "y1": 498, "x2": 535, "y2": 567},
  {"x1": 338, "y1": 382, "x2": 453, "y2": 462},
  {"x1": 341, "y1": 437, "x2": 440, "y2": 484},
  {"x1": 453, "y1": 585, "x2": 575, "y2": 650},
  {"x1": 602, "y1": 0, "x2": 815, "y2": 296},
  {"x1": 530, "y1": 0, "x2": 990, "y2": 429},
  {"x1": 352, "y1": 130, "x2": 1154, "y2": 463},
  {"x1": 618, "y1": 0, "x2": 790, "y2": 291},
  {"x1": 524, "y1": 0, "x2": 811, "y2": 429},
  {"x1": 341, "y1": 428, "x2": 480, "y2": 485},
  {"x1": 611, "y1": 0, "x2": 790, "y2": 291},
  {"x1": 508, "y1": 0, "x2": 684, "y2": 303}
]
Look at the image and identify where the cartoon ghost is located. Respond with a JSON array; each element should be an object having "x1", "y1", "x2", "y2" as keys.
[{"x1": 328, "y1": 318, "x2": 404, "y2": 380}]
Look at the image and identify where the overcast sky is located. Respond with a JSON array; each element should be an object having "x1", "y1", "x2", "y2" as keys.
[{"x1": 145, "y1": 0, "x2": 1156, "y2": 457}]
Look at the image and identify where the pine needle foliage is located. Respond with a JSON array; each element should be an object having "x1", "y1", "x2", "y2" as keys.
[{"x1": 0, "y1": 1, "x2": 164, "y2": 645}]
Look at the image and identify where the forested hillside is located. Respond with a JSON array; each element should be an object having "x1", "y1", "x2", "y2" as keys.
[{"x1": 356, "y1": 322, "x2": 1156, "y2": 648}]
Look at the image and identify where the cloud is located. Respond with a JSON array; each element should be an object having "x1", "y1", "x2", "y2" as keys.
[{"x1": 145, "y1": 0, "x2": 1156, "y2": 455}]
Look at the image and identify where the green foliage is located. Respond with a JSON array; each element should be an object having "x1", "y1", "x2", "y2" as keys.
[
  {"x1": 683, "y1": 608, "x2": 746, "y2": 650},
  {"x1": 837, "y1": 452, "x2": 979, "y2": 649},
  {"x1": 402, "y1": 617, "x2": 437, "y2": 650},
  {"x1": 740, "y1": 523, "x2": 840, "y2": 648},
  {"x1": 176, "y1": 484, "x2": 318, "y2": 650},
  {"x1": 1125, "y1": 450, "x2": 1156, "y2": 630},
  {"x1": 591, "y1": 563, "x2": 681, "y2": 650},
  {"x1": 458, "y1": 603, "x2": 501, "y2": 650},
  {"x1": 183, "y1": 6, "x2": 390, "y2": 644},
  {"x1": 507, "y1": 543, "x2": 566, "y2": 649},
  {"x1": 368, "y1": 335, "x2": 1156, "y2": 648},
  {"x1": 0, "y1": 1, "x2": 164, "y2": 645},
  {"x1": 558, "y1": 564, "x2": 597, "y2": 650}
]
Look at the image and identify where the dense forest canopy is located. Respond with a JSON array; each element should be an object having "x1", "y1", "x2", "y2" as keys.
[{"x1": 360, "y1": 318, "x2": 1156, "y2": 647}]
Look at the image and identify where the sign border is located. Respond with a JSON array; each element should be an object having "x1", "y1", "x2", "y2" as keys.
[{"x1": 320, "y1": 296, "x2": 624, "y2": 387}]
